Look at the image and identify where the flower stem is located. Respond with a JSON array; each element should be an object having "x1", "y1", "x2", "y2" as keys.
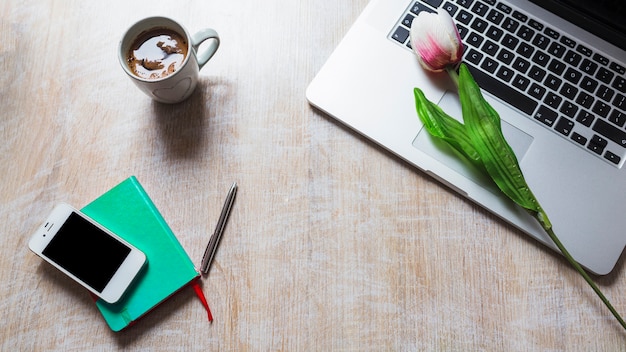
[
  {"x1": 541, "y1": 222, "x2": 626, "y2": 330},
  {"x1": 446, "y1": 66, "x2": 459, "y2": 88}
]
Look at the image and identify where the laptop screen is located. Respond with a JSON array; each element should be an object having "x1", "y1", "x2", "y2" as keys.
[{"x1": 530, "y1": 0, "x2": 626, "y2": 51}]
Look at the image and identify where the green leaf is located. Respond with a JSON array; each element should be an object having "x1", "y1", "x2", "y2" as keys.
[
  {"x1": 457, "y1": 64, "x2": 551, "y2": 229},
  {"x1": 456, "y1": 63, "x2": 625, "y2": 330},
  {"x1": 413, "y1": 63, "x2": 626, "y2": 331},
  {"x1": 413, "y1": 88, "x2": 481, "y2": 164}
]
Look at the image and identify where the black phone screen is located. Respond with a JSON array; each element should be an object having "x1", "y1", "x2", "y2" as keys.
[{"x1": 42, "y1": 212, "x2": 131, "y2": 292}]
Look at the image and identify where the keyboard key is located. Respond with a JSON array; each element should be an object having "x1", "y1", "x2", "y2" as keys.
[
  {"x1": 592, "y1": 101, "x2": 611, "y2": 118},
  {"x1": 467, "y1": 64, "x2": 538, "y2": 115},
  {"x1": 496, "y1": 66, "x2": 514, "y2": 82},
  {"x1": 481, "y1": 57, "x2": 498, "y2": 73},
  {"x1": 471, "y1": 18, "x2": 489, "y2": 33},
  {"x1": 465, "y1": 48, "x2": 483, "y2": 65},
  {"x1": 547, "y1": 42, "x2": 566, "y2": 58},
  {"x1": 466, "y1": 32, "x2": 484, "y2": 48},
  {"x1": 392, "y1": 27, "x2": 410, "y2": 44},
  {"x1": 471, "y1": 1, "x2": 489, "y2": 16},
  {"x1": 517, "y1": 25, "x2": 535, "y2": 41},
  {"x1": 609, "y1": 109, "x2": 626, "y2": 127},
  {"x1": 457, "y1": 24, "x2": 469, "y2": 39},
  {"x1": 596, "y1": 68, "x2": 614, "y2": 84},
  {"x1": 442, "y1": 2, "x2": 459, "y2": 16},
  {"x1": 486, "y1": 9, "x2": 504, "y2": 25},
  {"x1": 604, "y1": 151, "x2": 620, "y2": 165},
  {"x1": 547, "y1": 59, "x2": 566, "y2": 75},
  {"x1": 559, "y1": 100, "x2": 578, "y2": 118},
  {"x1": 613, "y1": 77, "x2": 626, "y2": 93},
  {"x1": 529, "y1": 65, "x2": 547, "y2": 82},
  {"x1": 496, "y1": 3, "x2": 512, "y2": 14},
  {"x1": 593, "y1": 53, "x2": 609, "y2": 66},
  {"x1": 613, "y1": 93, "x2": 625, "y2": 110},
  {"x1": 528, "y1": 19, "x2": 544, "y2": 31},
  {"x1": 502, "y1": 18, "x2": 519, "y2": 33},
  {"x1": 580, "y1": 59, "x2": 598, "y2": 76},
  {"x1": 555, "y1": 117, "x2": 575, "y2": 136},
  {"x1": 576, "y1": 110, "x2": 595, "y2": 127},
  {"x1": 410, "y1": 3, "x2": 434, "y2": 14},
  {"x1": 576, "y1": 91, "x2": 594, "y2": 109},
  {"x1": 486, "y1": 26, "x2": 504, "y2": 41},
  {"x1": 597, "y1": 85, "x2": 615, "y2": 103},
  {"x1": 593, "y1": 119, "x2": 626, "y2": 148},
  {"x1": 512, "y1": 11, "x2": 528, "y2": 23},
  {"x1": 529, "y1": 83, "x2": 546, "y2": 100},
  {"x1": 502, "y1": 34, "x2": 519, "y2": 49},
  {"x1": 576, "y1": 44, "x2": 593, "y2": 57},
  {"x1": 560, "y1": 83, "x2": 578, "y2": 100},
  {"x1": 571, "y1": 132, "x2": 587, "y2": 145},
  {"x1": 545, "y1": 74, "x2": 562, "y2": 91},
  {"x1": 423, "y1": 0, "x2": 443, "y2": 8},
  {"x1": 588, "y1": 135, "x2": 607, "y2": 155},
  {"x1": 512, "y1": 57, "x2": 531, "y2": 74},
  {"x1": 544, "y1": 92, "x2": 562, "y2": 109},
  {"x1": 531, "y1": 51, "x2": 550, "y2": 66},
  {"x1": 516, "y1": 42, "x2": 534, "y2": 58},
  {"x1": 580, "y1": 76, "x2": 599, "y2": 93},
  {"x1": 560, "y1": 36, "x2": 576, "y2": 48},
  {"x1": 482, "y1": 40, "x2": 499, "y2": 56},
  {"x1": 457, "y1": 0, "x2": 474, "y2": 9},
  {"x1": 496, "y1": 48, "x2": 514, "y2": 65},
  {"x1": 456, "y1": 10, "x2": 473, "y2": 25},
  {"x1": 544, "y1": 27, "x2": 560, "y2": 40},
  {"x1": 532, "y1": 34, "x2": 550, "y2": 50},
  {"x1": 564, "y1": 68, "x2": 582, "y2": 84},
  {"x1": 610, "y1": 62, "x2": 626, "y2": 75},
  {"x1": 512, "y1": 74, "x2": 531, "y2": 91},
  {"x1": 564, "y1": 50, "x2": 582, "y2": 67},
  {"x1": 534, "y1": 105, "x2": 558, "y2": 126},
  {"x1": 401, "y1": 14, "x2": 415, "y2": 28}
]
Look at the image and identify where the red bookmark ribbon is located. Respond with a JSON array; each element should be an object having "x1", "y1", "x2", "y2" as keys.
[{"x1": 191, "y1": 278, "x2": 213, "y2": 322}]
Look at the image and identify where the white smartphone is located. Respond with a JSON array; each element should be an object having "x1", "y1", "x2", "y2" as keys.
[{"x1": 28, "y1": 203, "x2": 147, "y2": 304}]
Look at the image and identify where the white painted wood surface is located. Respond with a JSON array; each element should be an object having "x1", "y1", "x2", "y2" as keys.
[{"x1": 1, "y1": 0, "x2": 625, "y2": 350}]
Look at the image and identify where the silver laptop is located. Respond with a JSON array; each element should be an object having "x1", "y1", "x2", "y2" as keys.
[{"x1": 307, "y1": 0, "x2": 626, "y2": 275}]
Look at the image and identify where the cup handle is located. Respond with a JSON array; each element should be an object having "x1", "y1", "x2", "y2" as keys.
[{"x1": 191, "y1": 29, "x2": 220, "y2": 70}]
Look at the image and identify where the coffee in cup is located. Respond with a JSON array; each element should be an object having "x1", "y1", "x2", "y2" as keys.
[
  {"x1": 118, "y1": 17, "x2": 220, "y2": 104},
  {"x1": 126, "y1": 27, "x2": 189, "y2": 80}
]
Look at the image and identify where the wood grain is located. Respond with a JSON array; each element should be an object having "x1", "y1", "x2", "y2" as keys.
[{"x1": 2, "y1": 0, "x2": 625, "y2": 350}]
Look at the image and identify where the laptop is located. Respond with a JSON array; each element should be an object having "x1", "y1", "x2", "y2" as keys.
[{"x1": 307, "y1": 0, "x2": 626, "y2": 275}]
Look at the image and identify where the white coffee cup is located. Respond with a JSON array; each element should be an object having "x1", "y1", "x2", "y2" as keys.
[{"x1": 118, "y1": 17, "x2": 220, "y2": 104}]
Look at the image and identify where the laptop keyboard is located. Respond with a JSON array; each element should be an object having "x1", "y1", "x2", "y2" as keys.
[{"x1": 390, "y1": 0, "x2": 626, "y2": 167}]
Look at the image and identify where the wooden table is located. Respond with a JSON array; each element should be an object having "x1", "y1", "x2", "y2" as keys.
[{"x1": 2, "y1": 0, "x2": 625, "y2": 350}]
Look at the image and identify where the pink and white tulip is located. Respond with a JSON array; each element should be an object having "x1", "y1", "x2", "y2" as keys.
[{"x1": 409, "y1": 10, "x2": 464, "y2": 72}]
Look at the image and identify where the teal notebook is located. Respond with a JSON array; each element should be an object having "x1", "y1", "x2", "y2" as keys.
[{"x1": 81, "y1": 176, "x2": 207, "y2": 331}]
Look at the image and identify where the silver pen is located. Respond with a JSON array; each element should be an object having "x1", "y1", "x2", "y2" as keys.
[{"x1": 200, "y1": 182, "x2": 238, "y2": 274}]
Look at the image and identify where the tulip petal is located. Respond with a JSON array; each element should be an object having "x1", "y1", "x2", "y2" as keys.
[{"x1": 410, "y1": 10, "x2": 463, "y2": 72}]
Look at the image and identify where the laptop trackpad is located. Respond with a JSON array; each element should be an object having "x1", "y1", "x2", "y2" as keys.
[{"x1": 412, "y1": 91, "x2": 534, "y2": 190}]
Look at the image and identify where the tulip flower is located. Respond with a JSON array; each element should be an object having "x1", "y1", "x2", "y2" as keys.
[
  {"x1": 411, "y1": 10, "x2": 626, "y2": 330},
  {"x1": 409, "y1": 10, "x2": 463, "y2": 72}
]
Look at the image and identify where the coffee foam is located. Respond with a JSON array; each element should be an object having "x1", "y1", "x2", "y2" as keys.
[{"x1": 127, "y1": 28, "x2": 188, "y2": 80}]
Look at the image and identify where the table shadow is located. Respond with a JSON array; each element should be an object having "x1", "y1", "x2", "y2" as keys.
[{"x1": 151, "y1": 80, "x2": 211, "y2": 161}]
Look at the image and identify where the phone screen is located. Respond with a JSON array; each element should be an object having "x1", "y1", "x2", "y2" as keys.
[{"x1": 42, "y1": 212, "x2": 131, "y2": 293}]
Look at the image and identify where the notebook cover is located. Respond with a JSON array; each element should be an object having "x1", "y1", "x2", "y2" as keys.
[{"x1": 81, "y1": 176, "x2": 199, "y2": 331}]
